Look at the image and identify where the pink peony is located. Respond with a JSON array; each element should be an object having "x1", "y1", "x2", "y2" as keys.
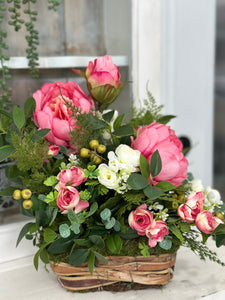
[
  {"x1": 131, "y1": 122, "x2": 188, "y2": 186},
  {"x1": 177, "y1": 192, "x2": 204, "y2": 223},
  {"x1": 57, "y1": 166, "x2": 87, "y2": 189},
  {"x1": 48, "y1": 145, "x2": 60, "y2": 156},
  {"x1": 57, "y1": 186, "x2": 89, "y2": 213},
  {"x1": 84, "y1": 55, "x2": 123, "y2": 104},
  {"x1": 33, "y1": 81, "x2": 95, "y2": 147},
  {"x1": 128, "y1": 204, "x2": 154, "y2": 236},
  {"x1": 146, "y1": 220, "x2": 169, "y2": 247},
  {"x1": 195, "y1": 211, "x2": 224, "y2": 234}
]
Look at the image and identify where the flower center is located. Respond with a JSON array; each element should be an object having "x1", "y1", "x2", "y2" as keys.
[{"x1": 49, "y1": 95, "x2": 72, "y2": 120}]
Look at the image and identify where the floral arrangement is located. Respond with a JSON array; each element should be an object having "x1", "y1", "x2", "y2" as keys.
[{"x1": 0, "y1": 55, "x2": 225, "y2": 273}]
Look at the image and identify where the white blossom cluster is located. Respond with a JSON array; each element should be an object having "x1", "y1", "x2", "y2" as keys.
[
  {"x1": 98, "y1": 144, "x2": 141, "y2": 194},
  {"x1": 148, "y1": 202, "x2": 169, "y2": 221},
  {"x1": 189, "y1": 179, "x2": 223, "y2": 212}
]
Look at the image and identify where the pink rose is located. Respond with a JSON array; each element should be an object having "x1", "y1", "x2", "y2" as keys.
[
  {"x1": 33, "y1": 81, "x2": 95, "y2": 147},
  {"x1": 128, "y1": 204, "x2": 154, "y2": 235},
  {"x1": 178, "y1": 192, "x2": 204, "y2": 223},
  {"x1": 57, "y1": 166, "x2": 87, "y2": 189},
  {"x1": 57, "y1": 186, "x2": 80, "y2": 211},
  {"x1": 195, "y1": 211, "x2": 224, "y2": 234},
  {"x1": 57, "y1": 186, "x2": 89, "y2": 213},
  {"x1": 48, "y1": 145, "x2": 60, "y2": 156},
  {"x1": 131, "y1": 122, "x2": 188, "y2": 186},
  {"x1": 85, "y1": 55, "x2": 123, "y2": 104},
  {"x1": 146, "y1": 220, "x2": 169, "y2": 247}
]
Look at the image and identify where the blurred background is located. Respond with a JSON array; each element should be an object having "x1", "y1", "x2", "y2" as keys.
[{"x1": 0, "y1": 0, "x2": 224, "y2": 225}]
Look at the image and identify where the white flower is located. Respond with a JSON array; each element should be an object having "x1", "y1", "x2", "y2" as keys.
[
  {"x1": 98, "y1": 164, "x2": 120, "y2": 189},
  {"x1": 190, "y1": 179, "x2": 204, "y2": 192},
  {"x1": 204, "y1": 186, "x2": 222, "y2": 211},
  {"x1": 108, "y1": 151, "x2": 120, "y2": 172},
  {"x1": 115, "y1": 144, "x2": 140, "y2": 168}
]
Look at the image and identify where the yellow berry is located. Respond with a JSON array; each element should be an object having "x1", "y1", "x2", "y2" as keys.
[
  {"x1": 13, "y1": 189, "x2": 22, "y2": 200},
  {"x1": 177, "y1": 194, "x2": 185, "y2": 202},
  {"x1": 22, "y1": 199, "x2": 33, "y2": 210},
  {"x1": 172, "y1": 201, "x2": 179, "y2": 209},
  {"x1": 171, "y1": 193, "x2": 178, "y2": 199},
  {"x1": 97, "y1": 144, "x2": 106, "y2": 154},
  {"x1": 89, "y1": 140, "x2": 99, "y2": 149},
  {"x1": 216, "y1": 212, "x2": 224, "y2": 220},
  {"x1": 21, "y1": 189, "x2": 32, "y2": 199},
  {"x1": 90, "y1": 154, "x2": 102, "y2": 164},
  {"x1": 80, "y1": 148, "x2": 90, "y2": 158}
]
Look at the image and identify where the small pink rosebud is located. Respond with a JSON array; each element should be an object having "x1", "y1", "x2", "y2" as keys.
[
  {"x1": 48, "y1": 145, "x2": 60, "y2": 156},
  {"x1": 195, "y1": 210, "x2": 224, "y2": 234},
  {"x1": 146, "y1": 220, "x2": 169, "y2": 247}
]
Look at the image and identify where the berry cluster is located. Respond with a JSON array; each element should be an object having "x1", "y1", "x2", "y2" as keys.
[
  {"x1": 80, "y1": 140, "x2": 106, "y2": 165},
  {"x1": 13, "y1": 189, "x2": 33, "y2": 209}
]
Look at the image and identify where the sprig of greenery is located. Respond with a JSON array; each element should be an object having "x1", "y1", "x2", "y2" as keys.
[
  {"x1": 47, "y1": 0, "x2": 61, "y2": 11},
  {"x1": 183, "y1": 231, "x2": 225, "y2": 266},
  {"x1": 23, "y1": 0, "x2": 39, "y2": 78},
  {"x1": 7, "y1": 0, "x2": 24, "y2": 31}
]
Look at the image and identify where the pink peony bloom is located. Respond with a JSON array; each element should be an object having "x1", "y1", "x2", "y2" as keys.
[
  {"x1": 57, "y1": 186, "x2": 89, "y2": 214},
  {"x1": 33, "y1": 81, "x2": 95, "y2": 147},
  {"x1": 48, "y1": 145, "x2": 60, "y2": 156},
  {"x1": 128, "y1": 204, "x2": 154, "y2": 236},
  {"x1": 131, "y1": 122, "x2": 188, "y2": 186},
  {"x1": 84, "y1": 55, "x2": 123, "y2": 104},
  {"x1": 57, "y1": 166, "x2": 87, "y2": 189},
  {"x1": 146, "y1": 220, "x2": 169, "y2": 247},
  {"x1": 195, "y1": 211, "x2": 224, "y2": 234},
  {"x1": 177, "y1": 192, "x2": 204, "y2": 223}
]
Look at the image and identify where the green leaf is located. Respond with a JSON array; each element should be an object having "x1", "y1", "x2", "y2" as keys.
[
  {"x1": 13, "y1": 106, "x2": 25, "y2": 129},
  {"x1": 106, "y1": 234, "x2": 122, "y2": 254},
  {"x1": 33, "y1": 243, "x2": 50, "y2": 270},
  {"x1": 157, "y1": 115, "x2": 176, "y2": 125},
  {"x1": 59, "y1": 224, "x2": 71, "y2": 238},
  {"x1": 85, "y1": 202, "x2": 98, "y2": 218},
  {"x1": 127, "y1": 173, "x2": 149, "y2": 190},
  {"x1": 89, "y1": 235, "x2": 105, "y2": 249},
  {"x1": 48, "y1": 237, "x2": 74, "y2": 254},
  {"x1": 16, "y1": 222, "x2": 35, "y2": 247},
  {"x1": 159, "y1": 238, "x2": 172, "y2": 250},
  {"x1": 49, "y1": 208, "x2": 58, "y2": 226},
  {"x1": 140, "y1": 154, "x2": 150, "y2": 179},
  {"x1": 212, "y1": 223, "x2": 225, "y2": 235},
  {"x1": 169, "y1": 224, "x2": 183, "y2": 244},
  {"x1": 36, "y1": 211, "x2": 50, "y2": 227},
  {"x1": 0, "y1": 109, "x2": 12, "y2": 120},
  {"x1": 44, "y1": 228, "x2": 58, "y2": 243},
  {"x1": 24, "y1": 97, "x2": 36, "y2": 119},
  {"x1": 87, "y1": 251, "x2": 95, "y2": 275},
  {"x1": 150, "y1": 150, "x2": 162, "y2": 178},
  {"x1": 0, "y1": 145, "x2": 15, "y2": 162},
  {"x1": 179, "y1": 222, "x2": 191, "y2": 233},
  {"x1": 201, "y1": 232, "x2": 210, "y2": 244},
  {"x1": 0, "y1": 186, "x2": 18, "y2": 196},
  {"x1": 70, "y1": 222, "x2": 80, "y2": 234},
  {"x1": 74, "y1": 239, "x2": 92, "y2": 247},
  {"x1": 113, "y1": 114, "x2": 125, "y2": 130},
  {"x1": 156, "y1": 181, "x2": 175, "y2": 192},
  {"x1": 69, "y1": 249, "x2": 88, "y2": 266},
  {"x1": 119, "y1": 227, "x2": 139, "y2": 240},
  {"x1": 92, "y1": 251, "x2": 108, "y2": 265},
  {"x1": 143, "y1": 185, "x2": 162, "y2": 200},
  {"x1": 31, "y1": 128, "x2": 51, "y2": 142},
  {"x1": 87, "y1": 115, "x2": 107, "y2": 130},
  {"x1": 105, "y1": 217, "x2": 116, "y2": 229},
  {"x1": 44, "y1": 176, "x2": 57, "y2": 187},
  {"x1": 100, "y1": 208, "x2": 111, "y2": 220},
  {"x1": 215, "y1": 234, "x2": 225, "y2": 247},
  {"x1": 113, "y1": 124, "x2": 134, "y2": 137},
  {"x1": 102, "y1": 110, "x2": 114, "y2": 123},
  {"x1": 39, "y1": 248, "x2": 49, "y2": 264}
]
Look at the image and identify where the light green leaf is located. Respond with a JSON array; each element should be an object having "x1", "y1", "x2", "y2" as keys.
[
  {"x1": 44, "y1": 228, "x2": 58, "y2": 243},
  {"x1": 159, "y1": 238, "x2": 172, "y2": 250},
  {"x1": 127, "y1": 173, "x2": 149, "y2": 190},
  {"x1": 13, "y1": 106, "x2": 25, "y2": 129},
  {"x1": 100, "y1": 208, "x2": 111, "y2": 220},
  {"x1": 0, "y1": 145, "x2": 15, "y2": 162},
  {"x1": 143, "y1": 185, "x2": 162, "y2": 200},
  {"x1": 156, "y1": 181, "x2": 175, "y2": 192},
  {"x1": 169, "y1": 224, "x2": 183, "y2": 244},
  {"x1": 113, "y1": 114, "x2": 125, "y2": 130},
  {"x1": 150, "y1": 150, "x2": 162, "y2": 178},
  {"x1": 59, "y1": 224, "x2": 71, "y2": 238},
  {"x1": 44, "y1": 176, "x2": 57, "y2": 187},
  {"x1": 106, "y1": 234, "x2": 122, "y2": 254},
  {"x1": 87, "y1": 251, "x2": 95, "y2": 275},
  {"x1": 70, "y1": 222, "x2": 80, "y2": 234},
  {"x1": 105, "y1": 217, "x2": 116, "y2": 229}
]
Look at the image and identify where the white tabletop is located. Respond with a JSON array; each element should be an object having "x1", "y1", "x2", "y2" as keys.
[{"x1": 0, "y1": 238, "x2": 225, "y2": 300}]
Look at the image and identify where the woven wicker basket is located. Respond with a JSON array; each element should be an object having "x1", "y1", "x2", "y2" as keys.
[{"x1": 50, "y1": 253, "x2": 177, "y2": 292}]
